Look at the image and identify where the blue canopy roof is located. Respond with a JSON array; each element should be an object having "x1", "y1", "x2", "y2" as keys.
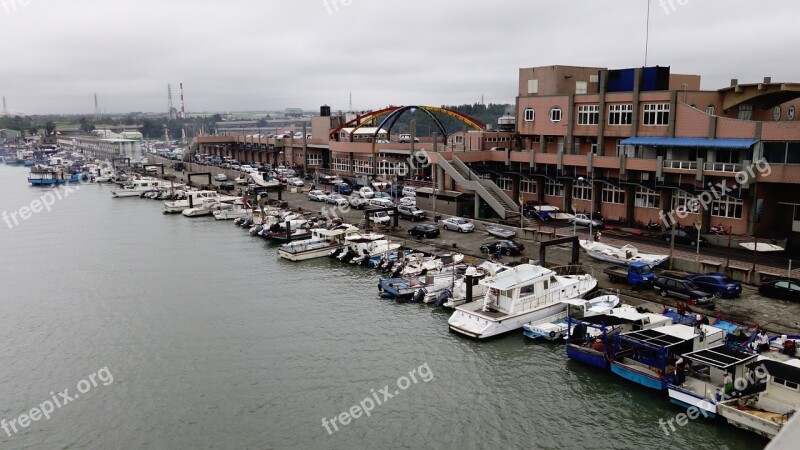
[{"x1": 620, "y1": 137, "x2": 758, "y2": 149}]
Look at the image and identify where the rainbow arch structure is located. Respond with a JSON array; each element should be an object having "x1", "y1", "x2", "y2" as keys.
[{"x1": 328, "y1": 105, "x2": 486, "y2": 140}]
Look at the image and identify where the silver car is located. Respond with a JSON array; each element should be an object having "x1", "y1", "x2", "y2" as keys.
[
  {"x1": 442, "y1": 217, "x2": 474, "y2": 233},
  {"x1": 571, "y1": 213, "x2": 604, "y2": 229}
]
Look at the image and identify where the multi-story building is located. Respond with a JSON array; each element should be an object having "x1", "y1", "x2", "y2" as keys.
[
  {"x1": 58, "y1": 135, "x2": 143, "y2": 161},
  {"x1": 193, "y1": 65, "x2": 800, "y2": 243}
]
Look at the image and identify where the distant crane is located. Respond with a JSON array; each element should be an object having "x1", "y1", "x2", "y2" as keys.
[
  {"x1": 2, "y1": 96, "x2": 7, "y2": 116},
  {"x1": 94, "y1": 93, "x2": 100, "y2": 118}
]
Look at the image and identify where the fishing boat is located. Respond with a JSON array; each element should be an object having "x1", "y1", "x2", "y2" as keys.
[
  {"x1": 331, "y1": 233, "x2": 387, "y2": 262},
  {"x1": 566, "y1": 307, "x2": 673, "y2": 369},
  {"x1": 349, "y1": 239, "x2": 402, "y2": 265},
  {"x1": 27, "y1": 165, "x2": 84, "y2": 185},
  {"x1": 716, "y1": 358, "x2": 800, "y2": 439},
  {"x1": 278, "y1": 224, "x2": 360, "y2": 261},
  {"x1": 486, "y1": 225, "x2": 516, "y2": 239},
  {"x1": 608, "y1": 323, "x2": 726, "y2": 390},
  {"x1": 447, "y1": 264, "x2": 597, "y2": 339},
  {"x1": 580, "y1": 240, "x2": 668, "y2": 267},
  {"x1": 521, "y1": 293, "x2": 620, "y2": 341},
  {"x1": 667, "y1": 345, "x2": 762, "y2": 419},
  {"x1": 378, "y1": 271, "x2": 457, "y2": 299}
]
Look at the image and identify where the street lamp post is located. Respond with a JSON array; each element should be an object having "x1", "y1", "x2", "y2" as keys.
[{"x1": 578, "y1": 176, "x2": 594, "y2": 239}]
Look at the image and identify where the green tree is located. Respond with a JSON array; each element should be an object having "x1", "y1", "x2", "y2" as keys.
[
  {"x1": 79, "y1": 117, "x2": 95, "y2": 133},
  {"x1": 44, "y1": 121, "x2": 56, "y2": 135}
]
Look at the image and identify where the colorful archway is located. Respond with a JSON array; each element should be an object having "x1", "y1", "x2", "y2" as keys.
[{"x1": 328, "y1": 105, "x2": 486, "y2": 140}]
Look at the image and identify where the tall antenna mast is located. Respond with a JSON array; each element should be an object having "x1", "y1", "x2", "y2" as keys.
[
  {"x1": 179, "y1": 82, "x2": 186, "y2": 119},
  {"x1": 349, "y1": 91, "x2": 352, "y2": 112},
  {"x1": 644, "y1": 0, "x2": 651, "y2": 66},
  {"x1": 94, "y1": 93, "x2": 100, "y2": 118},
  {"x1": 2, "y1": 96, "x2": 7, "y2": 116},
  {"x1": 167, "y1": 84, "x2": 174, "y2": 119}
]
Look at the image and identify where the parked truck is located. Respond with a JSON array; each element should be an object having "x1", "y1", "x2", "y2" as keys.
[{"x1": 603, "y1": 261, "x2": 654, "y2": 289}]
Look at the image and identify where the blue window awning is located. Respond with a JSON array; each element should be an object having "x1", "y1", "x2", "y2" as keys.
[{"x1": 620, "y1": 137, "x2": 758, "y2": 149}]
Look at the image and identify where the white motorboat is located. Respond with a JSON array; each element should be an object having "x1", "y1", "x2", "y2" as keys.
[
  {"x1": 111, "y1": 177, "x2": 166, "y2": 198},
  {"x1": 580, "y1": 240, "x2": 668, "y2": 267},
  {"x1": 441, "y1": 261, "x2": 510, "y2": 308},
  {"x1": 349, "y1": 239, "x2": 401, "y2": 265},
  {"x1": 400, "y1": 253, "x2": 464, "y2": 277},
  {"x1": 164, "y1": 190, "x2": 222, "y2": 213},
  {"x1": 213, "y1": 201, "x2": 251, "y2": 220},
  {"x1": 521, "y1": 293, "x2": 620, "y2": 341},
  {"x1": 278, "y1": 224, "x2": 361, "y2": 261},
  {"x1": 447, "y1": 264, "x2": 598, "y2": 339},
  {"x1": 332, "y1": 233, "x2": 387, "y2": 262},
  {"x1": 182, "y1": 198, "x2": 225, "y2": 217}
]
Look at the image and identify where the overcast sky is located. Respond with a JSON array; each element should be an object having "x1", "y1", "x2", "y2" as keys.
[{"x1": 2, "y1": 0, "x2": 799, "y2": 115}]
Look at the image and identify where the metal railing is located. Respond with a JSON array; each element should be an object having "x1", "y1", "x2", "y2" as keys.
[
  {"x1": 663, "y1": 160, "x2": 698, "y2": 170},
  {"x1": 704, "y1": 162, "x2": 743, "y2": 173}
]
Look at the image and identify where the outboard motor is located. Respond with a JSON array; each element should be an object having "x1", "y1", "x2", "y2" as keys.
[
  {"x1": 434, "y1": 289, "x2": 452, "y2": 307},
  {"x1": 330, "y1": 248, "x2": 343, "y2": 258},
  {"x1": 411, "y1": 288, "x2": 427, "y2": 303},
  {"x1": 390, "y1": 265, "x2": 403, "y2": 278}
]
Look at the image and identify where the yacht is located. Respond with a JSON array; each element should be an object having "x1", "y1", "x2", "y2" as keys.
[
  {"x1": 164, "y1": 190, "x2": 222, "y2": 213},
  {"x1": 447, "y1": 264, "x2": 597, "y2": 339},
  {"x1": 277, "y1": 224, "x2": 360, "y2": 261},
  {"x1": 112, "y1": 178, "x2": 166, "y2": 198}
]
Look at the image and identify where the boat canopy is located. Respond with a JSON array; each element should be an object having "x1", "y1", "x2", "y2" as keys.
[
  {"x1": 749, "y1": 359, "x2": 800, "y2": 382},
  {"x1": 481, "y1": 264, "x2": 553, "y2": 291},
  {"x1": 681, "y1": 345, "x2": 758, "y2": 369}
]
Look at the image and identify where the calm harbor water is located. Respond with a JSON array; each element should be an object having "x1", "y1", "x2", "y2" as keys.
[{"x1": 0, "y1": 164, "x2": 768, "y2": 449}]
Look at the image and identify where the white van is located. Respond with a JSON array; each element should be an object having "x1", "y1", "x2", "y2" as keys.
[
  {"x1": 368, "y1": 198, "x2": 395, "y2": 209},
  {"x1": 402, "y1": 186, "x2": 416, "y2": 197}
]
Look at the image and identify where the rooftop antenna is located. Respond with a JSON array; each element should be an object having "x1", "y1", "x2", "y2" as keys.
[
  {"x1": 349, "y1": 91, "x2": 352, "y2": 112},
  {"x1": 179, "y1": 82, "x2": 186, "y2": 119},
  {"x1": 94, "y1": 93, "x2": 100, "y2": 118},
  {"x1": 2, "y1": 96, "x2": 7, "y2": 116},
  {"x1": 644, "y1": 0, "x2": 651, "y2": 66}
]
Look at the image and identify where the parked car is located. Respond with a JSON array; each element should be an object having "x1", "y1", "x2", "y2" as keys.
[
  {"x1": 214, "y1": 173, "x2": 228, "y2": 181},
  {"x1": 335, "y1": 183, "x2": 352, "y2": 195},
  {"x1": 571, "y1": 213, "x2": 604, "y2": 229},
  {"x1": 368, "y1": 198, "x2": 395, "y2": 209},
  {"x1": 218, "y1": 181, "x2": 235, "y2": 192},
  {"x1": 145, "y1": 166, "x2": 159, "y2": 173},
  {"x1": 287, "y1": 177, "x2": 304, "y2": 187},
  {"x1": 235, "y1": 175, "x2": 248, "y2": 185},
  {"x1": 308, "y1": 190, "x2": 328, "y2": 202},
  {"x1": 230, "y1": 164, "x2": 241, "y2": 170},
  {"x1": 653, "y1": 275, "x2": 715, "y2": 307},
  {"x1": 240, "y1": 165, "x2": 255, "y2": 173},
  {"x1": 349, "y1": 195, "x2": 369, "y2": 209},
  {"x1": 398, "y1": 134, "x2": 420, "y2": 143},
  {"x1": 373, "y1": 192, "x2": 392, "y2": 200},
  {"x1": 326, "y1": 194, "x2": 349, "y2": 206},
  {"x1": 442, "y1": 217, "x2": 475, "y2": 233},
  {"x1": 371, "y1": 211, "x2": 391, "y2": 225},
  {"x1": 684, "y1": 273, "x2": 742, "y2": 298},
  {"x1": 758, "y1": 279, "x2": 800, "y2": 301},
  {"x1": 390, "y1": 184, "x2": 404, "y2": 196},
  {"x1": 397, "y1": 205, "x2": 426, "y2": 221},
  {"x1": 480, "y1": 240, "x2": 525, "y2": 256},
  {"x1": 402, "y1": 186, "x2": 417, "y2": 197},
  {"x1": 408, "y1": 224, "x2": 440, "y2": 238},
  {"x1": 661, "y1": 228, "x2": 708, "y2": 246},
  {"x1": 359, "y1": 187, "x2": 375, "y2": 199},
  {"x1": 398, "y1": 196, "x2": 416, "y2": 207}
]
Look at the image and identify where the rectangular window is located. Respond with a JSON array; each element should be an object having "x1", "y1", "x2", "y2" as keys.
[
  {"x1": 634, "y1": 187, "x2": 660, "y2": 209},
  {"x1": 550, "y1": 108, "x2": 562, "y2": 122},
  {"x1": 306, "y1": 154, "x2": 322, "y2": 166},
  {"x1": 524, "y1": 108, "x2": 535, "y2": 122},
  {"x1": 376, "y1": 160, "x2": 395, "y2": 176},
  {"x1": 643, "y1": 103, "x2": 670, "y2": 126},
  {"x1": 572, "y1": 184, "x2": 592, "y2": 201},
  {"x1": 672, "y1": 190, "x2": 700, "y2": 213},
  {"x1": 454, "y1": 135, "x2": 464, "y2": 144},
  {"x1": 575, "y1": 81, "x2": 588, "y2": 95},
  {"x1": 544, "y1": 180, "x2": 564, "y2": 197},
  {"x1": 528, "y1": 79, "x2": 539, "y2": 94},
  {"x1": 520, "y1": 179, "x2": 537, "y2": 194},
  {"x1": 353, "y1": 159, "x2": 373, "y2": 174},
  {"x1": 608, "y1": 104, "x2": 633, "y2": 125},
  {"x1": 711, "y1": 196, "x2": 743, "y2": 219},
  {"x1": 738, "y1": 104, "x2": 753, "y2": 121},
  {"x1": 602, "y1": 185, "x2": 625, "y2": 204},
  {"x1": 331, "y1": 156, "x2": 350, "y2": 172},
  {"x1": 577, "y1": 105, "x2": 599, "y2": 125},
  {"x1": 497, "y1": 176, "x2": 512, "y2": 191}
]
